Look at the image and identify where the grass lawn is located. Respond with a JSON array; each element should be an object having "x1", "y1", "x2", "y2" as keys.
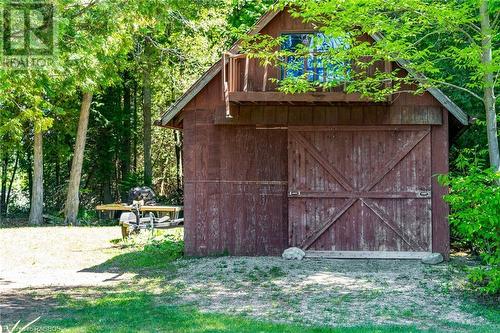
[
  {"x1": 1, "y1": 227, "x2": 499, "y2": 333},
  {"x1": 33, "y1": 291, "x2": 450, "y2": 333}
]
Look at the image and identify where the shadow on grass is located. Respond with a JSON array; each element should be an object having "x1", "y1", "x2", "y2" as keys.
[
  {"x1": 82, "y1": 234, "x2": 184, "y2": 275},
  {"x1": 29, "y1": 288, "x2": 435, "y2": 333},
  {"x1": 2, "y1": 283, "x2": 497, "y2": 333}
]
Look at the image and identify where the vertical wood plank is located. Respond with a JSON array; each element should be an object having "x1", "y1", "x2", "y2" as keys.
[
  {"x1": 244, "y1": 57, "x2": 249, "y2": 92},
  {"x1": 262, "y1": 64, "x2": 268, "y2": 91},
  {"x1": 183, "y1": 182, "x2": 196, "y2": 255},
  {"x1": 221, "y1": 54, "x2": 226, "y2": 100},
  {"x1": 431, "y1": 109, "x2": 450, "y2": 258}
]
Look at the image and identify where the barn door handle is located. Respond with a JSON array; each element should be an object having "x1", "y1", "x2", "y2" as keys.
[
  {"x1": 417, "y1": 191, "x2": 431, "y2": 198},
  {"x1": 289, "y1": 191, "x2": 301, "y2": 196}
]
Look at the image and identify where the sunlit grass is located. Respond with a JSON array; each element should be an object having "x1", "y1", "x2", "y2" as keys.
[
  {"x1": 94, "y1": 229, "x2": 184, "y2": 271},
  {"x1": 36, "y1": 291, "x2": 438, "y2": 333}
]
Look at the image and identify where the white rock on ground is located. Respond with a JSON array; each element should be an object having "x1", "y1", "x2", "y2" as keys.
[
  {"x1": 421, "y1": 253, "x2": 444, "y2": 265},
  {"x1": 282, "y1": 247, "x2": 305, "y2": 260}
]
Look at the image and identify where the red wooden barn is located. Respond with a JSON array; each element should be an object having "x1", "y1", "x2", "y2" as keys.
[{"x1": 158, "y1": 9, "x2": 469, "y2": 259}]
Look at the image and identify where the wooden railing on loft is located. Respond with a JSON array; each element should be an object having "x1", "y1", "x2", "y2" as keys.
[
  {"x1": 222, "y1": 52, "x2": 392, "y2": 118},
  {"x1": 222, "y1": 52, "x2": 270, "y2": 94},
  {"x1": 222, "y1": 52, "x2": 270, "y2": 117}
]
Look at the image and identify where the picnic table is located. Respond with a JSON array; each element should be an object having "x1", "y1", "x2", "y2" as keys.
[
  {"x1": 96, "y1": 203, "x2": 184, "y2": 238},
  {"x1": 96, "y1": 203, "x2": 183, "y2": 220}
]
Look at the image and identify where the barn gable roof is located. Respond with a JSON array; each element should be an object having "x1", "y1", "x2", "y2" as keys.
[{"x1": 159, "y1": 9, "x2": 470, "y2": 126}]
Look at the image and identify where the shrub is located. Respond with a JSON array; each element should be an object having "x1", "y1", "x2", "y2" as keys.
[{"x1": 439, "y1": 149, "x2": 500, "y2": 294}]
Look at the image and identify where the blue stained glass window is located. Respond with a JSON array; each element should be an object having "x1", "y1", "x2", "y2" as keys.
[{"x1": 281, "y1": 33, "x2": 348, "y2": 83}]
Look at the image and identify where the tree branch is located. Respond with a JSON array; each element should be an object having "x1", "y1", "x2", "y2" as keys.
[
  {"x1": 493, "y1": 71, "x2": 499, "y2": 101},
  {"x1": 391, "y1": 90, "x2": 419, "y2": 95},
  {"x1": 459, "y1": 28, "x2": 478, "y2": 45},
  {"x1": 429, "y1": 57, "x2": 453, "y2": 63},
  {"x1": 144, "y1": 36, "x2": 186, "y2": 60},
  {"x1": 492, "y1": 12, "x2": 500, "y2": 29},
  {"x1": 466, "y1": 22, "x2": 481, "y2": 33},
  {"x1": 431, "y1": 80, "x2": 483, "y2": 102},
  {"x1": 412, "y1": 31, "x2": 442, "y2": 46},
  {"x1": 68, "y1": 0, "x2": 100, "y2": 18}
]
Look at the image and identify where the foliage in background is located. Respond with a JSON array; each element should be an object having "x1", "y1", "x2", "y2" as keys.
[
  {"x1": 228, "y1": 0, "x2": 276, "y2": 41},
  {"x1": 0, "y1": 0, "x2": 245, "y2": 218},
  {"x1": 0, "y1": 0, "x2": 276, "y2": 220},
  {"x1": 439, "y1": 148, "x2": 500, "y2": 294}
]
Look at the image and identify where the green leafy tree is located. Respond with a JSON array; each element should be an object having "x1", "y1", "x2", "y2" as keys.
[
  {"x1": 439, "y1": 148, "x2": 500, "y2": 294},
  {"x1": 228, "y1": 0, "x2": 276, "y2": 40},
  {"x1": 58, "y1": 0, "x2": 133, "y2": 225},
  {"x1": 128, "y1": 0, "x2": 225, "y2": 187},
  {"x1": 246, "y1": 0, "x2": 499, "y2": 172},
  {"x1": 0, "y1": 0, "x2": 275, "y2": 223},
  {"x1": 0, "y1": 69, "x2": 55, "y2": 223}
]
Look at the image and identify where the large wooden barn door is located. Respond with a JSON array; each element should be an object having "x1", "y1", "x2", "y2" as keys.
[{"x1": 288, "y1": 126, "x2": 433, "y2": 258}]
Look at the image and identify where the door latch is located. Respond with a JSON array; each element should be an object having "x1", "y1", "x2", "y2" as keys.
[{"x1": 417, "y1": 191, "x2": 431, "y2": 198}]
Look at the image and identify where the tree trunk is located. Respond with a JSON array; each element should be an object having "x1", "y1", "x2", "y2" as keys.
[
  {"x1": 160, "y1": 161, "x2": 168, "y2": 196},
  {"x1": 64, "y1": 92, "x2": 93, "y2": 225},
  {"x1": 174, "y1": 130, "x2": 183, "y2": 190},
  {"x1": 29, "y1": 130, "x2": 43, "y2": 225},
  {"x1": 26, "y1": 141, "x2": 33, "y2": 201},
  {"x1": 121, "y1": 74, "x2": 132, "y2": 201},
  {"x1": 6, "y1": 151, "x2": 19, "y2": 212},
  {"x1": 103, "y1": 178, "x2": 113, "y2": 204},
  {"x1": 142, "y1": 65, "x2": 153, "y2": 187},
  {"x1": 133, "y1": 81, "x2": 138, "y2": 173},
  {"x1": 55, "y1": 134, "x2": 60, "y2": 187},
  {"x1": 122, "y1": 75, "x2": 132, "y2": 178},
  {"x1": 0, "y1": 156, "x2": 8, "y2": 216},
  {"x1": 480, "y1": 0, "x2": 500, "y2": 173}
]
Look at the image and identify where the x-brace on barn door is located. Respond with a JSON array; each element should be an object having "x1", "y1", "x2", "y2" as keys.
[{"x1": 288, "y1": 126, "x2": 432, "y2": 255}]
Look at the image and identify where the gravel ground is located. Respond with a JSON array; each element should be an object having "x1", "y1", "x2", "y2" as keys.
[
  {"x1": 0, "y1": 227, "x2": 133, "y2": 291},
  {"x1": 163, "y1": 256, "x2": 494, "y2": 330},
  {"x1": 0, "y1": 226, "x2": 498, "y2": 332}
]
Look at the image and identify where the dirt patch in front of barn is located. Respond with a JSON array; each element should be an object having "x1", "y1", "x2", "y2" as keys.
[
  {"x1": 0, "y1": 227, "x2": 498, "y2": 331},
  {"x1": 0, "y1": 226, "x2": 134, "y2": 324},
  {"x1": 160, "y1": 256, "x2": 498, "y2": 331}
]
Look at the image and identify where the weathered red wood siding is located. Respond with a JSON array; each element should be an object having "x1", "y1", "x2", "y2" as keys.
[
  {"x1": 431, "y1": 110, "x2": 450, "y2": 259},
  {"x1": 183, "y1": 74, "x2": 289, "y2": 256},
  {"x1": 288, "y1": 126, "x2": 433, "y2": 252},
  {"x1": 179, "y1": 9, "x2": 450, "y2": 257}
]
